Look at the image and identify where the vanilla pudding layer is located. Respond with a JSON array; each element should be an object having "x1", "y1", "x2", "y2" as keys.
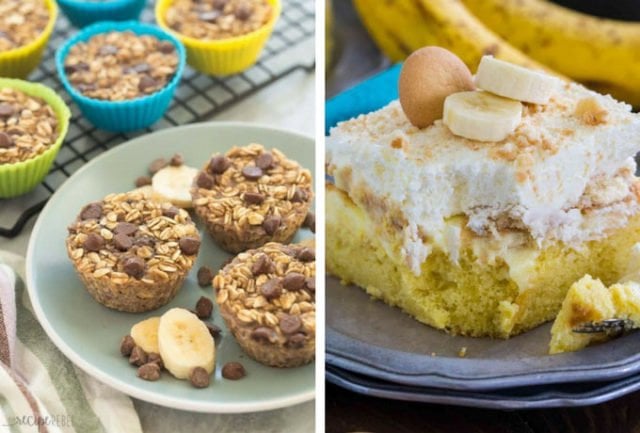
[{"x1": 327, "y1": 82, "x2": 640, "y2": 274}]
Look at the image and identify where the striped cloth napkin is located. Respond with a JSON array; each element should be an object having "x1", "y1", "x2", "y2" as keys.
[{"x1": 0, "y1": 251, "x2": 143, "y2": 433}]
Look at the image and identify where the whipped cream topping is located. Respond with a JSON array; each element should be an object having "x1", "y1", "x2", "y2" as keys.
[{"x1": 327, "y1": 82, "x2": 640, "y2": 274}]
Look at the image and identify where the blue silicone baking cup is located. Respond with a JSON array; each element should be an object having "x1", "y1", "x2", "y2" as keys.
[
  {"x1": 56, "y1": 21, "x2": 186, "y2": 132},
  {"x1": 57, "y1": 0, "x2": 146, "y2": 28}
]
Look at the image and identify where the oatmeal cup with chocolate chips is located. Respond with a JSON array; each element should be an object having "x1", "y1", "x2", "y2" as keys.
[
  {"x1": 0, "y1": 0, "x2": 50, "y2": 53},
  {"x1": 164, "y1": 0, "x2": 273, "y2": 41},
  {"x1": 66, "y1": 190, "x2": 201, "y2": 313},
  {"x1": 191, "y1": 143, "x2": 313, "y2": 253},
  {"x1": 213, "y1": 242, "x2": 315, "y2": 368},
  {"x1": 63, "y1": 30, "x2": 180, "y2": 101},
  {"x1": 0, "y1": 87, "x2": 60, "y2": 165}
]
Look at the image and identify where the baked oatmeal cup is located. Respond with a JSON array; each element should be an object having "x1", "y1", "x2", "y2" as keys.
[
  {"x1": 156, "y1": 0, "x2": 281, "y2": 75},
  {"x1": 56, "y1": 21, "x2": 185, "y2": 132},
  {"x1": 213, "y1": 242, "x2": 315, "y2": 367},
  {"x1": 66, "y1": 190, "x2": 201, "y2": 312},
  {"x1": 0, "y1": 0, "x2": 57, "y2": 78},
  {"x1": 0, "y1": 78, "x2": 70, "y2": 198},
  {"x1": 191, "y1": 143, "x2": 313, "y2": 253}
]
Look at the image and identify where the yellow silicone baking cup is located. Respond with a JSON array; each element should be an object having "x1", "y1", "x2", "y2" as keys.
[
  {"x1": 0, "y1": 78, "x2": 71, "y2": 198},
  {"x1": 0, "y1": 0, "x2": 58, "y2": 78},
  {"x1": 155, "y1": 0, "x2": 281, "y2": 76}
]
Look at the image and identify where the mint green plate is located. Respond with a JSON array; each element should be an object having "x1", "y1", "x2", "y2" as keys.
[{"x1": 25, "y1": 123, "x2": 315, "y2": 413}]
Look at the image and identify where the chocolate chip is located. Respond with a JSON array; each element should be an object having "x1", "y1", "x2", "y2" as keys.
[
  {"x1": 83, "y1": 233, "x2": 104, "y2": 252},
  {"x1": 147, "y1": 352, "x2": 164, "y2": 370},
  {"x1": 208, "y1": 155, "x2": 230, "y2": 174},
  {"x1": 279, "y1": 314, "x2": 302, "y2": 334},
  {"x1": 235, "y1": 3, "x2": 253, "y2": 20},
  {"x1": 242, "y1": 166, "x2": 263, "y2": 181},
  {"x1": 251, "y1": 326, "x2": 276, "y2": 343},
  {"x1": 120, "y1": 335, "x2": 135, "y2": 356},
  {"x1": 291, "y1": 188, "x2": 308, "y2": 203},
  {"x1": 131, "y1": 62, "x2": 151, "y2": 74},
  {"x1": 114, "y1": 222, "x2": 138, "y2": 236},
  {"x1": 134, "y1": 236, "x2": 155, "y2": 247},
  {"x1": 149, "y1": 158, "x2": 167, "y2": 174},
  {"x1": 135, "y1": 175, "x2": 152, "y2": 187},
  {"x1": 282, "y1": 272, "x2": 306, "y2": 291},
  {"x1": 169, "y1": 153, "x2": 184, "y2": 167},
  {"x1": 0, "y1": 104, "x2": 15, "y2": 117},
  {"x1": 137, "y1": 363, "x2": 160, "y2": 381},
  {"x1": 243, "y1": 192, "x2": 265, "y2": 205},
  {"x1": 262, "y1": 215, "x2": 281, "y2": 235},
  {"x1": 179, "y1": 236, "x2": 200, "y2": 255},
  {"x1": 138, "y1": 75, "x2": 157, "y2": 93},
  {"x1": 77, "y1": 83, "x2": 97, "y2": 93},
  {"x1": 189, "y1": 367, "x2": 210, "y2": 388},
  {"x1": 197, "y1": 266, "x2": 214, "y2": 287},
  {"x1": 113, "y1": 233, "x2": 133, "y2": 251},
  {"x1": 251, "y1": 254, "x2": 274, "y2": 276},
  {"x1": 195, "y1": 296, "x2": 213, "y2": 319},
  {"x1": 163, "y1": 206, "x2": 180, "y2": 219},
  {"x1": 99, "y1": 44, "x2": 119, "y2": 56},
  {"x1": 222, "y1": 362, "x2": 246, "y2": 380},
  {"x1": 122, "y1": 256, "x2": 145, "y2": 279},
  {"x1": 304, "y1": 212, "x2": 315, "y2": 233},
  {"x1": 196, "y1": 172, "x2": 214, "y2": 189},
  {"x1": 0, "y1": 132, "x2": 13, "y2": 148},
  {"x1": 207, "y1": 323, "x2": 222, "y2": 339},
  {"x1": 198, "y1": 10, "x2": 221, "y2": 22},
  {"x1": 256, "y1": 152, "x2": 274, "y2": 170},
  {"x1": 213, "y1": 0, "x2": 228, "y2": 9},
  {"x1": 129, "y1": 346, "x2": 147, "y2": 367},
  {"x1": 158, "y1": 41, "x2": 175, "y2": 54},
  {"x1": 296, "y1": 247, "x2": 315, "y2": 262},
  {"x1": 305, "y1": 277, "x2": 315, "y2": 292},
  {"x1": 80, "y1": 203, "x2": 103, "y2": 220},
  {"x1": 260, "y1": 278, "x2": 282, "y2": 300},
  {"x1": 286, "y1": 333, "x2": 307, "y2": 348},
  {"x1": 64, "y1": 62, "x2": 89, "y2": 75}
]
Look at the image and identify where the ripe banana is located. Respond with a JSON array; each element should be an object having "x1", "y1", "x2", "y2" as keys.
[
  {"x1": 158, "y1": 308, "x2": 215, "y2": 380},
  {"x1": 443, "y1": 91, "x2": 522, "y2": 142},
  {"x1": 151, "y1": 165, "x2": 199, "y2": 209},
  {"x1": 476, "y1": 56, "x2": 560, "y2": 104},
  {"x1": 351, "y1": 0, "x2": 557, "y2": 75},
  {"x1": 462, "y1": 0, "x2": 640, "y2": 103},
  {"x1": 131, "y1": 317, "x2": 161, "y2": 354}
]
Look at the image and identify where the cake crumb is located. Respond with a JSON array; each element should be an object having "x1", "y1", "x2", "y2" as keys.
[
  {"x1": 458, "y1": 347, "x2": 467, "y2": 358},
  {"x1": 575, "y1": 97, "x2": 608, "y2": 126}
]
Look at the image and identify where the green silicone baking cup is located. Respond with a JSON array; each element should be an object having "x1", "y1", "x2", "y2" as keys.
[{"x1": 0, "y1": 78, "x2": 71, "y2": 198}]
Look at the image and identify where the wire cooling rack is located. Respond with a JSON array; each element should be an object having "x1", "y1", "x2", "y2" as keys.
[{"x1": 0, "y1": 0, "x2": 315, "y2": 238}]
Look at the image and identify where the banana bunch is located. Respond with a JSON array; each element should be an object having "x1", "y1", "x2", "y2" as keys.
[{"x1": 353, "y1": 0, "x2": 640, "y2": 105}]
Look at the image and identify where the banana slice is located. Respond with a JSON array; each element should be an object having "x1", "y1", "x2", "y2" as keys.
[
  {"x1": 151, "y1": 165, "x2": 199, "y2": 209},
  {"x1": 443, "y1": 91, "x2": 522, "y2": 142},
  {"x1": 158, "y1": 308, "x2": 215, "y2": 380},
  {"x1": 131, "y1": 317, "x2": 161, "y2": 354},
  {"x1": 475, "y1": 56, "x2": 560, "y2": 104}
]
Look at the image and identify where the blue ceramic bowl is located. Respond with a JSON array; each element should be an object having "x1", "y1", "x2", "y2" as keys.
[
  {"x1": 57, "y1": 0, "x2": 146, "y2": 28},
  {"x1": 56, "y1": 21, "x2": 186, "y2": 132}
]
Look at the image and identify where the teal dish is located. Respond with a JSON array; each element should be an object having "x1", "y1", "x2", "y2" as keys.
[
  {"x1": 26, "y1": 123, "x2": 315, "y2": 413},
  {"x1": 57, "y1": 0, "x2": 146, "y2": 28},
  {"x1": 56, "y1": 21, "x2": 185, "y2": 132}
]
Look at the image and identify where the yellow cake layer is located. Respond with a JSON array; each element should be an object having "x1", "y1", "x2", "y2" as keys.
[{"x1": 327, "y1": 184, "x2": 640, "y2": 338}]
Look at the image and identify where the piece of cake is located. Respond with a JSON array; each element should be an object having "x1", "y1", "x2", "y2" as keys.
[
  {"x1": 549, "y1": 275, "x2": 640, "y2": 354},
  {"x1": 326, "y1": 55, "x2": 640, "y2": 338}
]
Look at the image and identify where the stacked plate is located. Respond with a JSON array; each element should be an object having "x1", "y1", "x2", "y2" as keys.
[{"x1": 325, "y1": 67, "x2": 640, "y2": 408}]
